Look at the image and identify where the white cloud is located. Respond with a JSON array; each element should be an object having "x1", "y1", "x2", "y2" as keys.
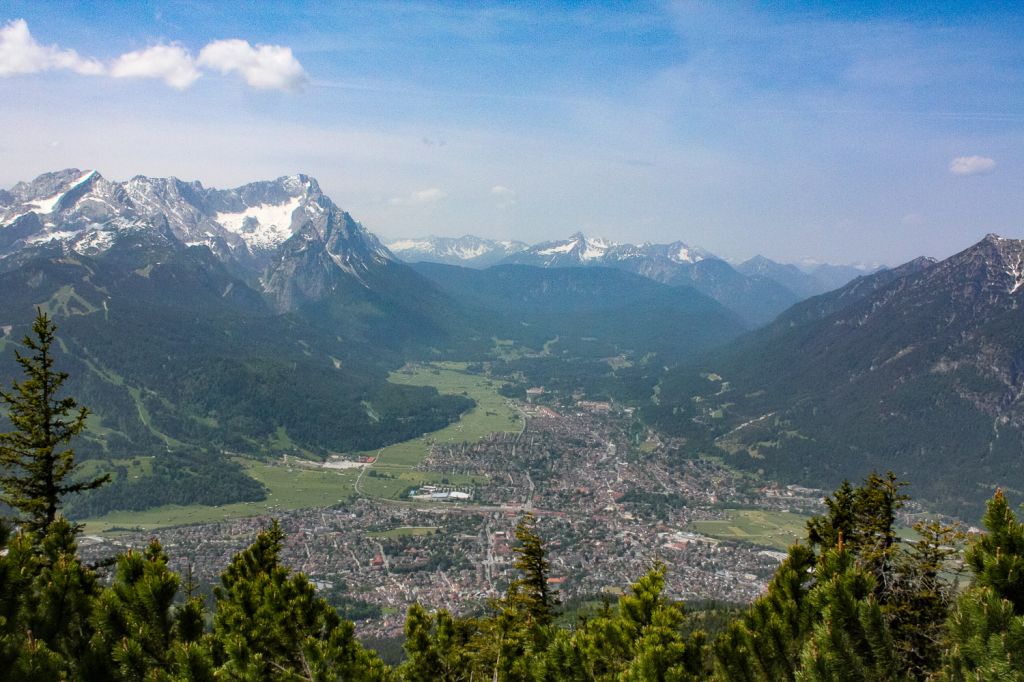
[
  {"x1": 411, "y1": 187, "x2": 447, "y2": 203},
  {"x1": 198, "y1": 39, "x2": 306, "y2": 91},
  {"x1": 0, "y1": 20, "x2": 306, "y2": 92},
  {"x1": 949, "y1": 155, "x2": 996, "y2": 176},
  {"x1": 109, "y1": 44, "x2": 200, "y2": 90},
  {"x1": 901, "y1": 212, "x2": 924, "y2": 226},
  {"x1": 0, "y1": 19, "x2": 103, "y2": 76},
  {"x1": 389, "y1": 187, "x2": 448, "y2": 205},
  {"x1": 490, "y1": 185, "x2": 515, "y2": 196}
]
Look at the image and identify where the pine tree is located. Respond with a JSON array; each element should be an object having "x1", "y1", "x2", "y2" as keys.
[
  {"x1": 0, "y1": 309, "x2": 108, "y2": 535},
  {"x1": 794, "y1": 549, "x2": 898, "y2": 682},
  {"x1": 713, "y1": 473, "x2": 943, "y2": 681},
  {"x1": 84, "y1": 540, "x2": 214, "y2": 682},
  {"x1": 806, "y1": 472, "x2": 908, "y2": 579},
  {"x1": 508, "y1": 513, "x2": 559, "y2": 629},
  {"x1": 399, "y1": 604, "x2": 475, "y2": 681},
  {"x1": 543, "y1": 564, "x2": 705, "y2": 681},
  {"x1": 0, "y1": 518, "x2": 100, "y2": 680},
  {"x1": 712, "y1": 544, "x2": 817, "y2": 682},
  {"x1": 939, "y1": 490, "x2": 1024, "y2": 680},
  {"x1": 886, "y1": 519, "x2": 962, "y2": 678},
  {"x1": 619, "y1": 565, "x2": 705, "y2": 682},
  {"x1": 963, "y1": 489, "x2": 1024, "y2": 610},
  {"x1": 212, "y1": 520, "x2": 392, "y2": 681},
  {"x1": 807, "y1": 480, "x2": 857, "y2": 550}
]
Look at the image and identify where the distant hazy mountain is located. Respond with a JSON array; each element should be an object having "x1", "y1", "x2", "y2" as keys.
[
  {"x1": 411, "y1": 261, "x2": 745, "y2": 362},
  {"x1": 387, "y1": 235, "x2": 527, "y2": 267},
  {"x1": 498, "y1": 232, "x2": 797, "y2": 326},
  {"x1": 737, "y1": 255, "x2": 879, "y2": 298},
  {"x1": 649, "y1": 234, "x2": 1024, "y2": 518}
]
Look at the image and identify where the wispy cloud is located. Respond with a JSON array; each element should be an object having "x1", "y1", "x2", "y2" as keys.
[
  {"x1": 109, "y1": 44, "x2": 200, "y2": 90},
  {"x1": 0, "y1": 19, "x2": 304, "y2": 91},
  {"x1": 389, "y1": 187, "x2": 448, "y2": 205},
  {"x1": 0, "y1": 19, "x2": 103, "y2": 76},
  {"x1": 949, "y1": 155, "x2": 996, "y2": 176},
  {"x1": 198, "y1": 39, "x2": 306, "y2": 91},
  {"x1": 491, "y1": 185, "x2": 516, "y2": 209}
]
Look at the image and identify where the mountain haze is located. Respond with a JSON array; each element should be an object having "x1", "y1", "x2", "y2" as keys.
[
  {"x1": 392, "y1": 232, "x2": 871, "y2": 326},
  {"x1": 386, "y1": 235, "x2": 527, "y2": 267}
]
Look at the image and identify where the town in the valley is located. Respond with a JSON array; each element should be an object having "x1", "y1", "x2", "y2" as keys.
[{"x1": 76, "y1": 387, "x2": 847, "y2": 638}]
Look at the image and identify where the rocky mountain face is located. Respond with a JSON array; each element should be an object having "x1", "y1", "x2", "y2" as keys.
[
  {"x1": 386, "y1": 235, "x2": 528, "y2": 268},
  {"x1": 0, "y1": 169, "x2": 480, "y2": 462},
  {"x1": 649, "y1": 234, "x2": 1024, "y2": 518},
  {"x1": 0, "y1": 169, "x2": 394, "y2": 312}
]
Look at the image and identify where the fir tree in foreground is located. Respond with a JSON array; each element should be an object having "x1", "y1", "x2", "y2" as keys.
[
  {"x1": 940, "y1": 489, "x2": 1024, "y2": 680},
  {"x1": 211, "y1": 520, "x2": 391, "y2": 680},
  {"x1": 0, "y1": 309, "x2": 109, "y2": 535},
  {"x1": 712, "y1": 471, "x2": 964, "y2": 681}
]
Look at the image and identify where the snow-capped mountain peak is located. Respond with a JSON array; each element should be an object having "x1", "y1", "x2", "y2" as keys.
[
  {"x1": 1, "y1": 169, "x2": 394, "y2": 311},
  {"x1": 25, "y1": 169, "x2": 97, "y2": 215},
  {"x1": 510, "y1": 232, "x2": 618, "y2": 267}
]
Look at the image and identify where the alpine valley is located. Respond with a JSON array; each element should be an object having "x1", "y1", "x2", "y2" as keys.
[{"x1": 1, "y1": 168, "x2": 1021, "y2": 521}]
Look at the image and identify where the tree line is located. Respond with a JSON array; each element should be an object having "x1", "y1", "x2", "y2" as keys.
[{"x1": 2, "y1": 311, "x2": 1023, "y2": 680}]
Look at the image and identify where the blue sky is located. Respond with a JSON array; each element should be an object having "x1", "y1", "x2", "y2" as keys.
[{"x1": 1, "y1": 1, "x2": 1022, "y2": 264}]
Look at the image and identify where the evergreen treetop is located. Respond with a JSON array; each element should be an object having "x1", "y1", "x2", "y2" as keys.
[{"x1": 0, "y1": 309, "x2": 109, "y2": 535}]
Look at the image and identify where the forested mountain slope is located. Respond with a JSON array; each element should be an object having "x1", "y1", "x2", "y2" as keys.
[{"x1": 648, "y1": 234, "x2": 1024, "y2": 518}]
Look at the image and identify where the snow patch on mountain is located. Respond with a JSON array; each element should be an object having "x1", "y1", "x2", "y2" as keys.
[
  {"x1": 71, "y1": 228, "x2": 118, "y2": 254},
  {"x1": 27, "y1": 170, "x2": 96, "y2": 215},
  {"x1": 581, "y1": 237, "x2": 612, "y2": 261},
  {"x1": 26, "y1": 229, "x2": 82, "y2": 245},
  {"x1": 388, "y1": 239, "x2": 431, "y2": 252},
  {"x1": 538, "y1": 241, "x2": 577, "y2": 256},
  {"x1": 387, "y1": 235, "x2": 528, "y2": 267},
  {"x1": 673, "y1": 244, "x2": 703, "y2": 263},
  {"x1": 215, "y1": 196, "x2": 302, "y2": 250}
]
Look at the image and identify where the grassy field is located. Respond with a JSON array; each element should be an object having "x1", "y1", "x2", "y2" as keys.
[
  {"x1": 358, "y1": 468, "x2": 483, "y2": 499},
  {"x1": 82, "y1": 458, "x2": 360, "y2": 534},
  {"x1": 82, "y1": 362, "x2": 518, "y2": 533},
  {"x1": 366, "y1": 526, "x2": 438, "y2": 539},
  {"x1": 360, "y1": 362, "x2": 522, "y2": 468},
  {"x1": 690, "y1": 509, "x2": 810, "y2": 550}
]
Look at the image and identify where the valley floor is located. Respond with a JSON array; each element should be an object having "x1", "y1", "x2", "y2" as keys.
[{"x1": 78, "y1": 372, "x2": 828, "y2": 638}]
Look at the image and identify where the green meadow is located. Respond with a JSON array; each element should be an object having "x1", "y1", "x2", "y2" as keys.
[
  {"x1": 690, "y1": 509, "x2": 810, "y2": 551},
  {"x1": 82, "y1": 362, "x2": 515, "y2": 533}
]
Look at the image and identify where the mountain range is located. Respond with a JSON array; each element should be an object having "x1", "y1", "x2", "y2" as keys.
[
  {"x1": 389, "y1": 232, "x2": 875, "y2": 326},
  {"x1": 0, "y1": 170, "x2": 741, "y2": 471},
  {"x1": 3, "y1": 168, "x2": 1022, "y2": 520}
]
